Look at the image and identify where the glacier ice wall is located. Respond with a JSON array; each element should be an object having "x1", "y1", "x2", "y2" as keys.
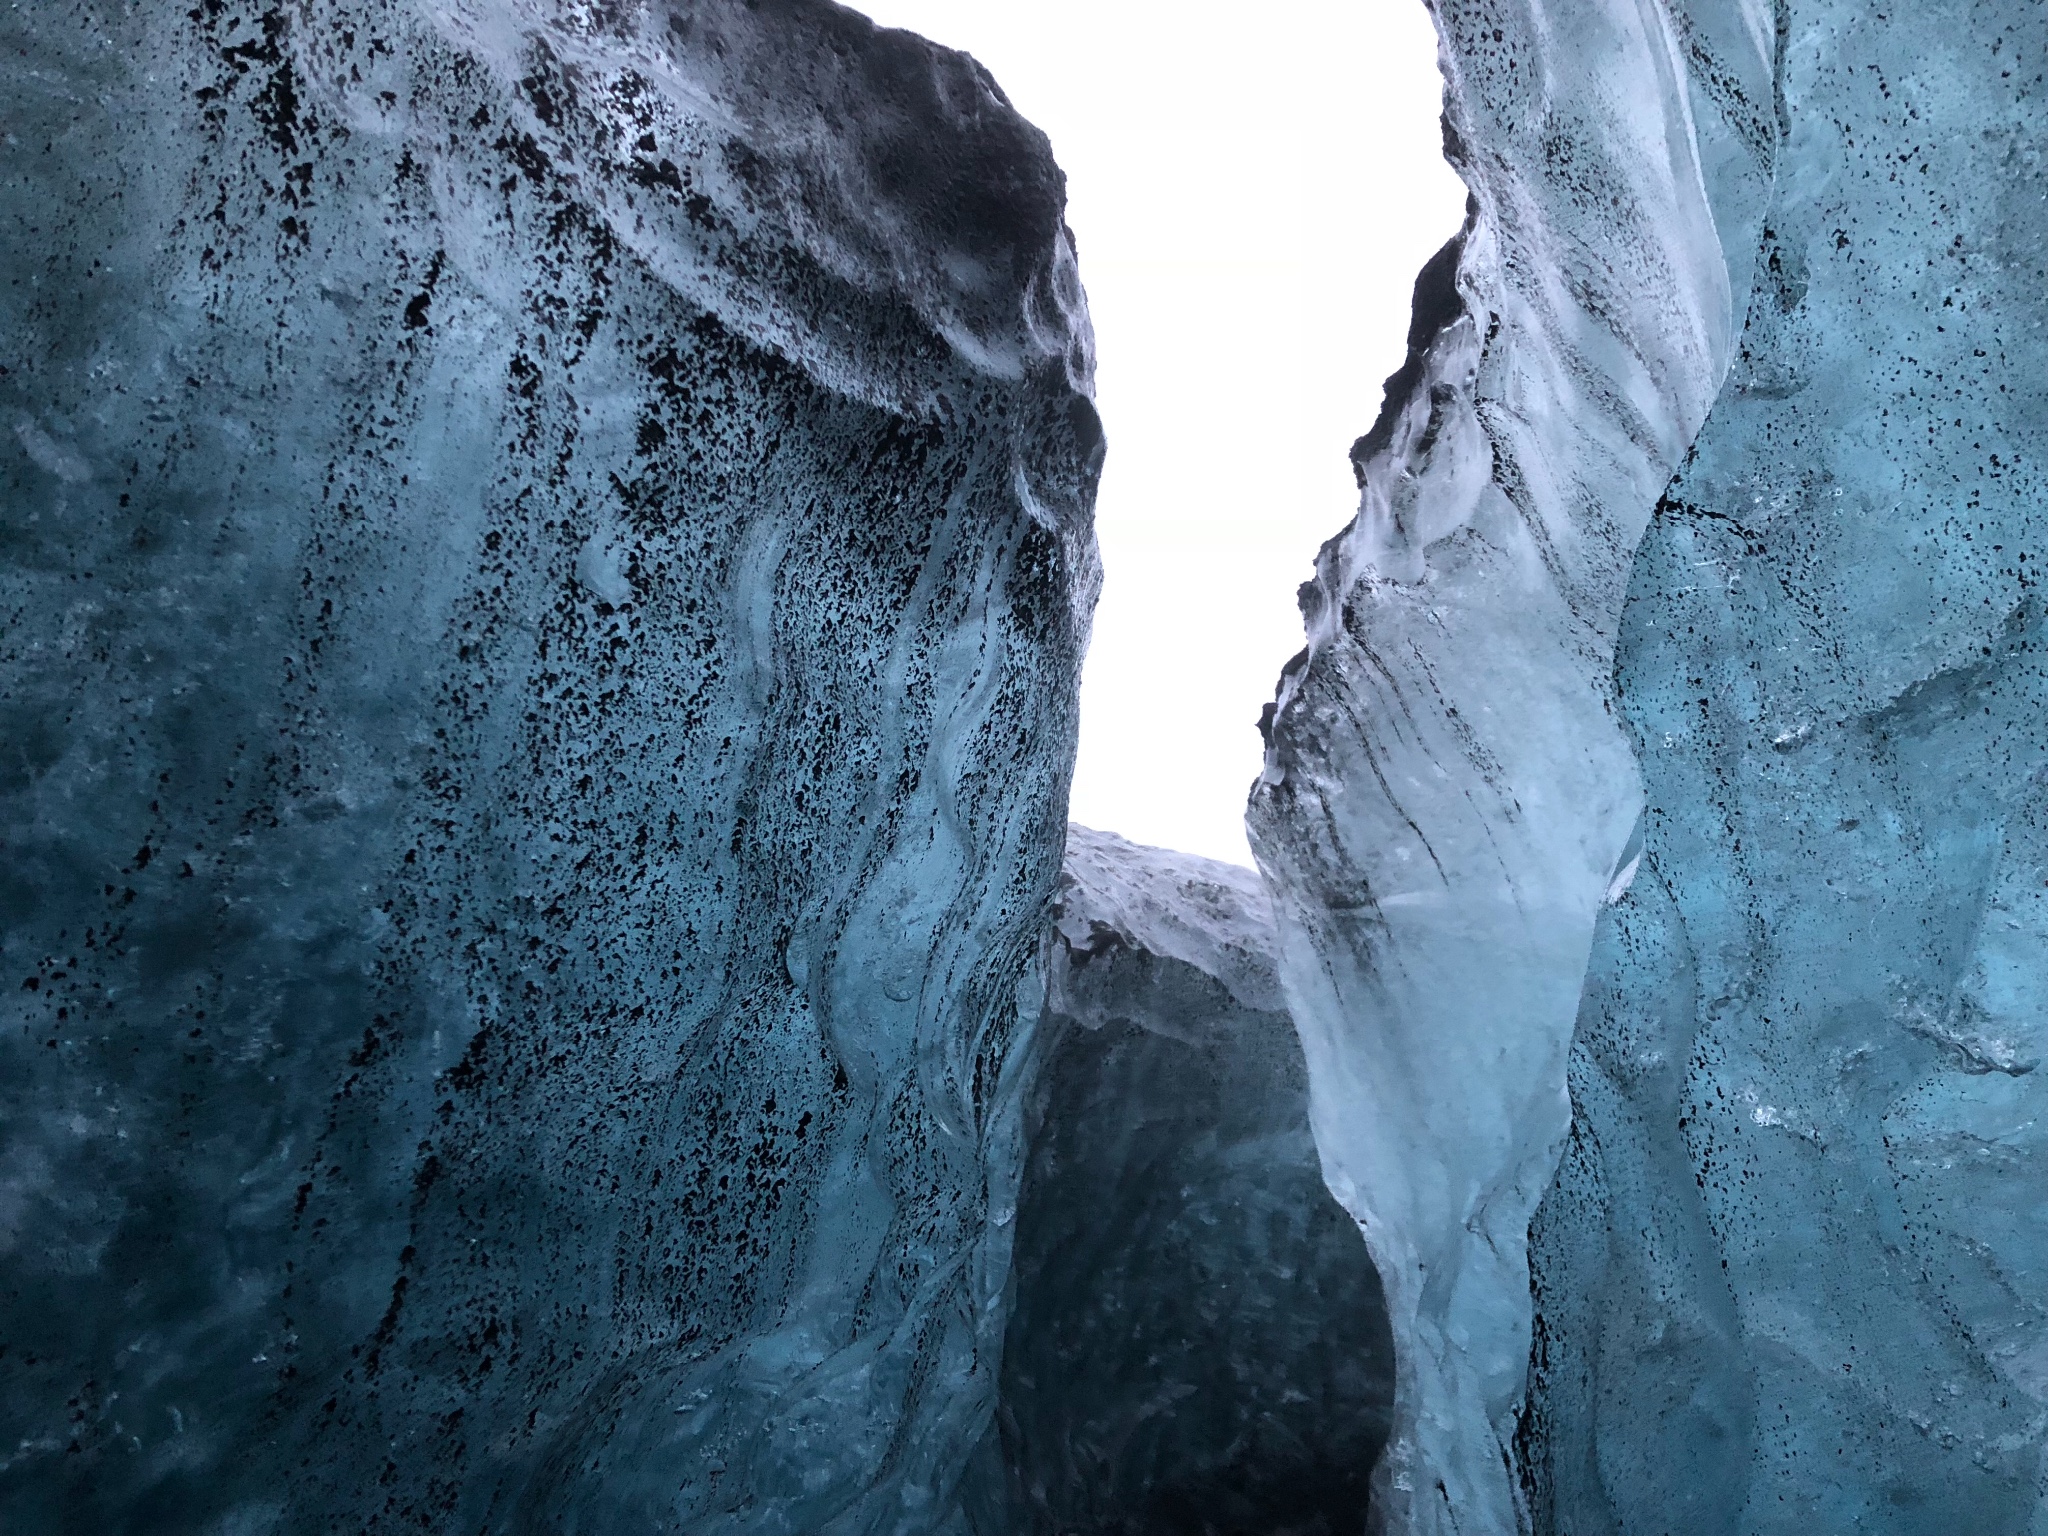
[
  {"x1": 1246, "y1": 2, "x2": 1781, "y2": 1529},
  {"x1": 977, "y1": 827, "x2": 1393, "y2": 1536},
  {"x1": 1527, "y1": 6, "x2": 2048, "y2": 1531},
  {"x1": 0, "y1": 2, "x2": 1098, "y2": 1531}
]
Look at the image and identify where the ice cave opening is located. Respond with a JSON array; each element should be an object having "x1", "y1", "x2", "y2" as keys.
[{"x1": 8, "y1": 2, "x2": 2048, "y2": 1534}]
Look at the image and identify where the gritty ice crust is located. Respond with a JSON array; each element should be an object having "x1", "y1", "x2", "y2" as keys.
[
  {"x1": 0, "y1": 3, "x2": 1098, "y2": 1531},
  {"x1": 1248, "y1": 3, "x2": 1779, "y2": 1531}
]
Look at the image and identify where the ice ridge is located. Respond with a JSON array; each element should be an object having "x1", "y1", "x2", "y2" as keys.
[{"x1": 1249, "y1": 3, "x2": 1779, "y2": 1528}]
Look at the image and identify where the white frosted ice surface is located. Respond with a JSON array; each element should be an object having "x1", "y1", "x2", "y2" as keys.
[{"x1": 1248, "y1": 3, "x2": 1778, "y2": 1528}]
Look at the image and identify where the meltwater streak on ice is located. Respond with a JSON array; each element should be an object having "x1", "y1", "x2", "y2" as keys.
[
  {"x1": 0, "y1": 3, "x2": 1097, "y2": 1530},
  {"x1": 1528, "y1": 6, "x2": 2048, "y2": 1531},
  {"x1": 1248, "y1": 2, "x2": 1780, "y2": 1530}
]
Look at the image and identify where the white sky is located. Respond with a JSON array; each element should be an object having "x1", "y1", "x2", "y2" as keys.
[{"x1": 847, "y1": 0, "x2": 1468, "y2": 865}]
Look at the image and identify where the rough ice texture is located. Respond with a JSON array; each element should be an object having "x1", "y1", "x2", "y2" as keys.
[
  {"x1": 1526, "y1": 6, "x2": 2048, "y2": 1531},
  {"x1": 1247, "y1": 2, "x2": 1779, "y2": 1530},
  {"x1": 973, "y1": 826, "x2": 1393, "y2": 1536},
  {"x1": 0, "y1": 3, "x2": 1098, "y2": 1532}
]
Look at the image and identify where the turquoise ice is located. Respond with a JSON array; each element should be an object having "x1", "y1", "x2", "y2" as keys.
[{"x1": 0, "y1": 3, "x2": 1097, "y2": 1529}]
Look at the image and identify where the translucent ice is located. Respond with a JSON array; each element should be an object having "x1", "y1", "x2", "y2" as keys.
[
  {"x1": 1255, "y1": 1, "x2": 2048, "y2": 1529},
  {"x1": 1527, "y1": 6, "x2": 2048, "y2": 1530},
  {"x1": 1248, "y1": 2, "x2": 1778, "y2": 1528},
  {"x1": 0, "y1": 3, "x2": 1097, "y2": 1530}
]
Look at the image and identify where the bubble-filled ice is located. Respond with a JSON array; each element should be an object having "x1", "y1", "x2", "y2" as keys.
[
  {"x1": 975, "y1": 827, "x2": 1394, "y2": 1536},
  {"x1": 1527, "y1": 5, "x2": 2048, "y2": 1531},
  {"x1": 1251, "y1": 0, "x2": 2048, "y2": 1530},
  {"x1": 0, "y1": 2, "x2": 1099, "y2": 1531}
]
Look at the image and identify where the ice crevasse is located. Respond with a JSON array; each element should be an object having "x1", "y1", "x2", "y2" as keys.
[
  {"x1": 980, "y1": 825, "x2": 1394, "y2": 1535},
  {"x1": 10, "y1": 0, "x2": 2048, "y2": 1531}
]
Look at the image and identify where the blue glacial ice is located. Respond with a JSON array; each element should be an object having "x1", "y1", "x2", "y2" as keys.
[
  {"x1": 0, "y1": 2, "x2": 1098, "y2": 1530},
  {"x1": 1254, "y1": 0, "x2": 2048, "y2": 1531},
  {"x1": 974, "y1": 826, "x2": 1393, "y2": 1535},
  {"x1": 1526, "y1": 5, "x2": 2048, "y2": 1530},
  {"x1": 1248, "y1": 2, "x2": 1778, "y2": 1528},
  {"x1": 12, "y1": 0, "x2": 2048, "y2": 1530}
]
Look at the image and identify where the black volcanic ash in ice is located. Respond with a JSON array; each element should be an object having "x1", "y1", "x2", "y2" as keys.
[{"x1": 0, "y1": 2, "x2": 1097, "y2": 1530}]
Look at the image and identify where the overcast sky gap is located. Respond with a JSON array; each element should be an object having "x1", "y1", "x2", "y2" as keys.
[{"x1": 846, "y1": 0, "x2": 1468, "y2": 865}]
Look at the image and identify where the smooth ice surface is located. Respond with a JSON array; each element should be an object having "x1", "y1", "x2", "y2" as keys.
[
  {"x1": 1247, "y1": 2, "x2": 1778, "y2": 1528},
  {"x1": 1527, "y1": 7, "x2": 2048, "y2": 1531},
  {"x1": 0, "y1": 3, "x2": 1098, "y2": 1530},
  {"x1": 975, "y1": 826, "x2": 1393, "y2": 1535}
]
